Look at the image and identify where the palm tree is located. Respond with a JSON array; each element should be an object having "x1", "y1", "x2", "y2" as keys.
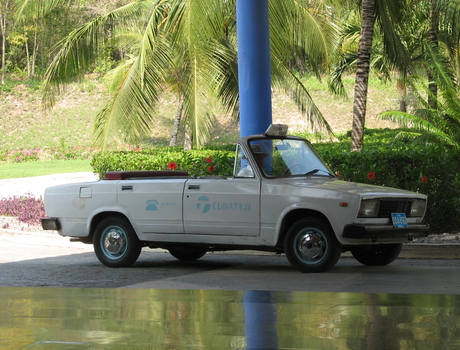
[
  {"x1": 423, "y1": 0, "x2": 460, "y2": 109},
  {"x1": 352, "y1": 0, "x2": 412, "y2": 151},
  {"x1": 38, "y1": 0, "x2": 338, "y2": 149},
  {"x1": 349, "y1": 0, "x2": 376, "y2": 151},
  {"x1": 334, "y1": 0, "x2": 460, "y2": 151},
  {"x1": 330, "y1": 0, "x2": 411, "y2": 151}
]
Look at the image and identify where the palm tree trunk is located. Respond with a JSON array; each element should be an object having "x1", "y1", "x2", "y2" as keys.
[
  {"x1": 169, "y1": 92, "x2": 184, "y2": 146},
  {"x1": 1, "y1": 19, "x2": 5, "y2": 84},
  {"x1": 183, "y1": 124, "x2": 192, "y2": 150},
  {"x1": 0, "y1": 0, "x2": 8, "y2": 85},
  {"x1": 25, "y1": 41, "x2": 31, "y2": 78},
  {"x1": 428, "y1": 3, "x2": 439, "y2": 109},
  {"x1": 31, "y1": 19, "x2": 39, "y2": 78},
  {"x1": 406, "y1": 84, "x2": 416, "y2": 114},
  {"x1": 351, "y1": 0, "x2": 376, "y2": 151},
  {"x1": 397, "y1": 76, "x2": 406, "y2": 112}
]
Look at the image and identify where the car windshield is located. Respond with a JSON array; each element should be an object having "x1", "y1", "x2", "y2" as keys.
[{"x1": 240, "y1": 138, "x2": 333, "y2": 178}]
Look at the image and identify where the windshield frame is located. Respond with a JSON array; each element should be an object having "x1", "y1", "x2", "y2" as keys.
[{"x1": 236, "y1": 136, "x2": 333, "y2": 179}]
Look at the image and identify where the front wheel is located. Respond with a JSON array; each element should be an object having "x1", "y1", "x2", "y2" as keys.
[
  {"x1": 93, "y1": 217, "x2": 142, "y2": 267},
  {"x1": 284, "y1": 218, "x2": 341, "y2": 273},
  {"x1": 351, "y1": 244, "x2": 402, "y2": 266}
]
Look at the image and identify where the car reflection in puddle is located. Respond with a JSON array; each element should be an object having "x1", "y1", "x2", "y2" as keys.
[{"x1": 1, "y1": 287, "x2": 460, "y2": 349}]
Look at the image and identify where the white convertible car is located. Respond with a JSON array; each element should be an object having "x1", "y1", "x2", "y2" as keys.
[{"x1": 41, "y1": 124, "x2": 429, "y2": 272}]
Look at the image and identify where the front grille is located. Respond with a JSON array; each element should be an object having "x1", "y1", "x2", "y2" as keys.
[{"x1": 378, "y1": 200, "x2": 412, "y2": 218}]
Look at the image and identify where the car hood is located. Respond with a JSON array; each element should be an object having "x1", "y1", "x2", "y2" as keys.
[{"x1": 285, "y1": 177, "x2": 427, "y2": 200}]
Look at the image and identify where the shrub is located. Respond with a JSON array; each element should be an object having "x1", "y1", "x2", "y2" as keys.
[
  {"x1": 317, "y1": 144, "x2": 460, "y2": 233},
  {"x1": 91, "y1": 139, "x2": 460, "y2": 234},
  {"x1": 0, "y1": 195, "x2": 45, "y2": 226},
  {"x1": 91, "y1": 147, "x2": 235, "y2": 179},
  {"x1": 1, "y1": 146, "x2": 94, "y2": 163}
]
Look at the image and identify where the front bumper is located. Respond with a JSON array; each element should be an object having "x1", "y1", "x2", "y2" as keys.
[
  {"x1": 342, "y1": 224, "x2": 429, "y2": 240},
  {"x1": 41, "y1": 218, "x2": 61, "y2": 231}
]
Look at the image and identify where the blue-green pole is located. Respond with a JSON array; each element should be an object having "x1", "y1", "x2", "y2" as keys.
[{"x1": 236, "y1": 0, "x2": 272, "y2": 137}]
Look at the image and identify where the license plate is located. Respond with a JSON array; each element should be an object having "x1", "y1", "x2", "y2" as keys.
[{"x1": 391, "y1": 213, "x2": 408, "y2": 228}]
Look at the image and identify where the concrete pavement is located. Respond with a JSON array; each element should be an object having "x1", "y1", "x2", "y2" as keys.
[{"x1": 0, "y1": 172, "x2": 98, "y2": 198}]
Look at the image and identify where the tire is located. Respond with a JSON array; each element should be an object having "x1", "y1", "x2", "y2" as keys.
[
  {"x1": 284, "y1": 217, "x2": 342, "y2": 273},
  {"x1": 351, "y1": 243, "x2": 402, "y2": 266},
  {"x1": 169, "y1": 246, "x2": 207, "y2": 261},
  {"x1": 93, "y1": 217, "x2": 142, "y2": 267}
]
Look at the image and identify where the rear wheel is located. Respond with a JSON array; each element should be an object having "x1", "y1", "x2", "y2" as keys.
[
  {"x1": 284, "y1": 218, "x2": 341, "y2": 273},
  {"x1": 169, "y1": 246, "x2": 207, "y2": 261},
  {"x1": 93, "y1": 217, "x2": 142, "y2": 267},
  {"x1": 351, "y1": 243, "x2": 402, "y2": 266}
]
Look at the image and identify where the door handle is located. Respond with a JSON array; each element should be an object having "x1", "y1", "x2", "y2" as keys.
[
  {"x1": 188, "y1": 184, "x2": 200, "y2": 190},
  {"x1": 122, "y1": 185, "x2": 133, "y2": 191}
]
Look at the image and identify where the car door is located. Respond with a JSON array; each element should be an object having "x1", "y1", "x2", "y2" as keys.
[
  {"x1": 117, "y1": 179, "x2": 187, "y2": 234},
  {"x1": 183, "y1": 178, "x2": 261, "y2": 236}
]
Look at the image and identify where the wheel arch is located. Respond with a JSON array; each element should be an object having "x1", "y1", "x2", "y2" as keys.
[
  {"x1": 276, "y1": 209, "x2": 333, "y2": 249},
  {"x1": 89, "y1": 211, "x2": 134, "y2": 239}
]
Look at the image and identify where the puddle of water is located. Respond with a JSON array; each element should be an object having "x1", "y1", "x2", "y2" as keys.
[{"x1": 1, "y1": 287, "x2": 460, "y2": 349}]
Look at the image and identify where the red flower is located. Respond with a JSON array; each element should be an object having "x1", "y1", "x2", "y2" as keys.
[
  {"x1": 208, "y1": 165, "x2": 215, "y2": 172},
  {"x1": 421, "y1": 175, "x2": 428, "y2": 183},
  {"x1": 335, "y1": 171, "x2": 340, "y2": 178},
  {"x1": 134, "y1": 147, "x2": 142, "y2": 152},
  {"x1": 367, "y1": 172, "x2": 376, "y2": 180},
  {"x1": 168, "y1": 162, "x2": 177, "y2": 170},
  {"x1": 205, "y1": 157, "x2": 213, "y2": 164}
]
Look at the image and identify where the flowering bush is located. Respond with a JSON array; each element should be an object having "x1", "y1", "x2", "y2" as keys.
[
  {"x1": 91, "y1": 147, "x2": 235, "y2": 179},
  {"x1": 319, "y1": 144, "x2": 460, "y2": 233},
  {"x1": 367, "y1": 172, "x2": 376, "y2": 180},
  {"x1": 91, "y1": 140, "x2": 460, "y2": 233},
  {"x1": 0, "y1": 194, "x2": 45, "y2": 226},
  {"x1": 167, "y1": 162, "x2": 177, "y2": 170},
  {"x1": 1, "y1": 146, "x2": 94, "y2": 163}
]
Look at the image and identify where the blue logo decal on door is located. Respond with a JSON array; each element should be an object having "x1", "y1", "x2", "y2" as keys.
[
  {"x1": 146, "y1": 200, "x2": 159, "y2": 211},
  {"x1": 197, "y1": 196, "x2": 211, "y2": 213}
]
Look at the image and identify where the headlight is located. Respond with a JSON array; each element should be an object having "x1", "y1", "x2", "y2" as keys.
[
  {"x1": 410, "y1": 199, "x2": 426, "y2": 217},
  {"x1": 358, "y1": 199, "x2": 380, "y2": 218}
]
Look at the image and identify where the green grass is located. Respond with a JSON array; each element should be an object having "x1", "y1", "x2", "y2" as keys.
[
  {"x1": 0, "y1": 159, "x2": 93, "y2": 180},
  {"x1": 0, "y1": 79, "x2": 106, "y2": 152}
]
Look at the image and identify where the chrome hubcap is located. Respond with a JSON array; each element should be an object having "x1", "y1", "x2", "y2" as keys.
[
  {"x1": 103, "y1": 228, "x2": 126, "y2": 256},
  {"x1": 297, "y1": 231, "x2": 325, "y2": 260}
]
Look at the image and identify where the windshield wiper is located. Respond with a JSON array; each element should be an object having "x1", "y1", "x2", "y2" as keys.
[{"x1": 304, "y1": 169, "x2": 335, "y2": 178}]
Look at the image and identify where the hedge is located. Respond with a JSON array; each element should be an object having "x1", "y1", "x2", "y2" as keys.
[
  {"x1": 316, "y1": 144, "x2": 460, "y2": 233},
  {"x1": 91, "y1": 144, "x2": 460, "y2": 234},
  {"x1": 91, "y1": 146, "x2": 235, "y2": 179}
]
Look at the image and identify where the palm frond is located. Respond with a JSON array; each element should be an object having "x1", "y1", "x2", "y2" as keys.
[
  {"x1": 434, "y1": 0, "x2": 460, "y2": 48},
  {"x1": 424, "y1": 42, "x2": 456, "y2": 92},
  {"x1": 15, "y1": 0, "x2": 67, "y2": 21},
  {"x1": 380, "y1": 110, "x2": 439, "y2": 131},
  {"x1": 42, "y1": 1, "x2": 152, "y2": 108},
  {"x1": 270, "y1": 0, "x2": 338, "y2": 76},
  {"x1": 157, "y1": 0, "x2": 229, "y2": 148},
  {"x1": 93, "y1": 52, "x2": 165, "y2": 149},
  {"x1": 272, "y1": 55, "x2": 333, "y2": 137},
  {"x1": 213, "y1": 39, "x2": 239, "y2": 118},
  {"x1": 93, "y1": 2, "x2": 173, "y2": 149},
  {"x1": 42, "y1": 0, "x2": 346, "y2": 149},
  {"x1": 375, "y1": 0, "x2": 413, "y2": 75},
  {"x1": 329, "y1": 52, "x2": 356, "y2": 97}
]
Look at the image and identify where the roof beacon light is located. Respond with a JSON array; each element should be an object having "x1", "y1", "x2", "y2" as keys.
[{"x1": 264, "y1": 124, "x2": 288, "y2": 137}]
